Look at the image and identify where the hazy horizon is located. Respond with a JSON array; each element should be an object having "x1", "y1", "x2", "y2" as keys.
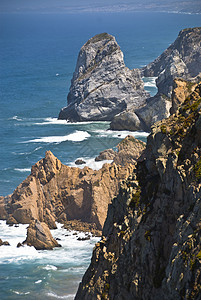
[{"x1": 1, "y1": 0, "x2": 201, "y2": 14}]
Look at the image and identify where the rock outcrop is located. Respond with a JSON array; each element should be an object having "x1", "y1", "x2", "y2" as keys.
[
  {"x1": 110, "y1": 27, "x2": 201, "y2": 131},
  {"x1": 0, "y1": 136, "x2": 144, "y2": 231},
  {"x1": 142, "y1": 27, "x2": 201, "y2": 97},
  {"x1": 75, "y1": 82, "x2": 201, "y2": 299},
  {"x1": 95, "y1": 135, "x2": 145, "y2": 165},
  {"x1": 58, "y1": 33, "x2": 148, "y2": 121},
  {"x1": 23, "y1": 220, "x2": 61, "y2": 250}
]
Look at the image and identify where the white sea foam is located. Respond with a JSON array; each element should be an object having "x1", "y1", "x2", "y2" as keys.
[
  {"x1": 35, "y1": 118, "x2": 68, "y2": 125},
  {"x1": 34, "y1": 118, "x2": 109, "y2": 126},
  {"x1": 92, "y1": 129, "x2": 149, "y2": 139},
  {"x1": 9, "y1": 115, "x2": 23, "y2": 121},
  {"x1": 23, "y1": 131, "x2": 91, "y2": 144},
  {"x1": 143, "y1": 76, "x2": 157, "y2": 88},
  {"x1": 35, "y1": 279, "x2": 42, "y2": 284},
  {"x1": 14, "y1": 168, "x2": 31, "y2": 172},
  {"x1": 13, "y1": 291, "x2": 30, "y2": 295},
  {"x1": 68, "y1": 157, "x2": 113, "y2": 170},
  {"x1": 46, "y1": 292, "x2": 75, "y2": 299},
  {"x1": 42, "y1": 265, "x2": 58, "y2": 271}
]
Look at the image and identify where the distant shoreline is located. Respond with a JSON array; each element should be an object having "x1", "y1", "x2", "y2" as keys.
[{"x1": 0, "y1": 10, "x2": 200, "y2": 15}]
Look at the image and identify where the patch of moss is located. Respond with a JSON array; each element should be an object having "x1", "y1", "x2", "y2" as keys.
[
  {"x1": 129, "y1": 188, "x2": 141, "y2": 208},
  {"x1": 196, "y1": 250, "x2": 201, "y2": 260},
  {"x1": 85, "y1": 33, "x2": 112, "y2": 46},
  {"x1": 160, "y1": 125, "x2": 167, "y2": 134},
  {"x1": 194, "y1": 158, "x2": 201, "y2": 180},
  {"x1": 144, "y1": 230, "x2": 151, "y2": 242}
]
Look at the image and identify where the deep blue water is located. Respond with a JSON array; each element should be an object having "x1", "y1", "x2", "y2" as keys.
[{"x1": 0, "y1": 11, "x2": 200, "y2": 299}]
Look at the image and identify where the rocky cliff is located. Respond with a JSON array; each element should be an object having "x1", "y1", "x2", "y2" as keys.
[
  {"x1": 58, "y1": 33, "x2": 148, "y2": 121},
  {"x1": 110, "y1": 27, "x2": 201, "y2": 131},
  {"x1": 0, "y1": 136, "x2": 144, "y2": 231},
  {"x1": 143, "y1": 27, "x2": 201, "y2": 97},
  {"x1": 75, "y1": 81, "x2": 201, "y2": 299}
]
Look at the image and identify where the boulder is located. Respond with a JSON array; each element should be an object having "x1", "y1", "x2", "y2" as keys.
[
  {"x1": 59, "y1": 33, "x2": 148, "y2": 121},
  {"x1": 75, "y1": 159, "x2": 86, "y2": 165},
  {"x1": 0, "y1": 239, "x2": 10, "y2": 246},
  {"x1": 23, "y1": 220, "x2": 61, "y2": 250}
]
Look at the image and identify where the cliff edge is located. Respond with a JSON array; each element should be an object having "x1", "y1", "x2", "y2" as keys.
[{"x1": 75, "y1": 82, "x2": 201, "y2": 299}]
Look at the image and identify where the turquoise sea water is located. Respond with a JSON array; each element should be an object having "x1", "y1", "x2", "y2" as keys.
[{"x1": 0, "y1": 11, "x2": 200, "y2": 299}]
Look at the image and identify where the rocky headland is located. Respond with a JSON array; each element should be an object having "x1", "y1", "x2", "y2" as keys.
[
  {"x1": 0, "y1": 136, "x2": 145, "y2": 236},
  {"x1": 75, "y1": 81, "x2": 201, "y2": 299},
  {"x1": 58, "y1": 33, "x2": 148, "y2": 121}
]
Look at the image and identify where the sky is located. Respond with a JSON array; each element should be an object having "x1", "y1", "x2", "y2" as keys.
[{"x1": 0, "y1": 0, "x2": 201, "y2": 13}]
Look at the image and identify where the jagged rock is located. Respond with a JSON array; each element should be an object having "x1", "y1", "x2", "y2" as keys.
[
  {"x1": 0, "y1": 239, "x2": 10, "y2": 246},
  {"x1": 63, "y1": 220, "x2": 102, "y2": 237},
  {"x1": 75, "y1": 82, "x2": 201, "y2": 299},
  {"x1": 23, "y1": 220, "x2": 61, "y2": 250},
  {"x1": 17, "y1": 242, "x2": 23, "y2": 248},
  {"x1": 75, "y1": 159, "x2": 86, "y2": 165},
  {"x1": 0, "y1": 137, "x2": 140, "y2": 230},
  {"x1": 142, "y1": 27, "x2": 201, "y2": 97},
  {"x1": 59, "y1": 33, "x2": 148, "y2": 121},
  {"x1": 6, "y1": 215, "x2": 18, "y2": 226},
  {"x1": 95, "y1": 149, "x2": 116, "y2": 161},
  {"x1": 113, "y1": 135, "x2": 146, "y2": 166},
  {"x1": 170, "y1": 78, "x2": 197, "y2": 114}
]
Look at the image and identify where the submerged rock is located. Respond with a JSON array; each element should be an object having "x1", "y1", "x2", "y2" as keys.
[
  {"x1": 59, "y1": 33, "x2": 148, "y2": 121},
  {"x1": 23, "y1": 220, "x2": 61, "y2": 250}
]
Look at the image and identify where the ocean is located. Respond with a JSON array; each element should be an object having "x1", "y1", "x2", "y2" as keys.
[{"x1": 0, "y1": 11, "x2": 200, "y2": 299}]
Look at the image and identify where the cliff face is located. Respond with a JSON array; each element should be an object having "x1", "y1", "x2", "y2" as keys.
[
  {"x1": 58, "y1": 33, "x2": 148, "y2": 121},
  {"x1": 0, "y1": 136, "x2": 145, "y2": 231},
  {"x1": 143, "y1": 27, "x2": 201, "y2": 97},
  {"x1": 75, "y1": 82, "x2": 201, "y2": 299}
]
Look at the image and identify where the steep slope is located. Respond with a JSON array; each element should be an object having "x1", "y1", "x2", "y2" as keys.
[
  {"x1": 75, "y1": 82, "x2": 201, "y2": 299},
  {"x1": 58, "y1": 33, "x2": 148, "y2": 121}
]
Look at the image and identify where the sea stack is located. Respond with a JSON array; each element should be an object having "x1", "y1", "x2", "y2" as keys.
[{"x1": 58, "y1": 33, "x2": 148, "y2": 121}]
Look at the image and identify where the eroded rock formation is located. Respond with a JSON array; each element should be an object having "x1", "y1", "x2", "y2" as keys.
[
  {"x1": 58, "y1": 33, "x2": 148, "y2": 121},
  {"x1": 0, "y1": 136, "x2": 145, "y2": 231},
  {"x1": 75, "y1": 82, "x2": 201, "y2": 299}
]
